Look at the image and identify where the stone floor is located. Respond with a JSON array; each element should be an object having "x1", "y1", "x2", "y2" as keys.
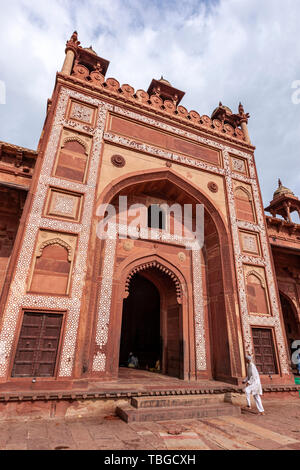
[{"x1": 1, "y1": 398, "x2": 300, "y2": 450}]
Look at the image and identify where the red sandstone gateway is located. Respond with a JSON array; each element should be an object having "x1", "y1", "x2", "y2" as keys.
[{"x1": 0, "y1": 32, "x2": 299, "y2": 409}]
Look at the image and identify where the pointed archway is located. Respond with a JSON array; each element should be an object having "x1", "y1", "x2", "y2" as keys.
[
  {"x1": 280, "y1": 292, "x2": 300, "y2": 370},
  {"x1": 120, "y1": 261, "x2": 183, "y2": 379}
]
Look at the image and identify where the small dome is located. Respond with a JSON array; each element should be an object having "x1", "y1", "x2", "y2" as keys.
[
  {"x1": 211, "y1": 103, "x2": 233, "y2": 119},
  {"x1": 84, "y1": 46, "x2": 97, "y2": 55},
  {"x1": 273, "y1": 179, "x2": 294, "y2": 199},
  {"x1": 158, "y1": 76, "x2": 172, "y2": 86}
]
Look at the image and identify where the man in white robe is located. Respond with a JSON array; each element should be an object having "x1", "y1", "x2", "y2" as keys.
[{"x1": 242, "y1": 355, "x2": 265, "y2": 415}]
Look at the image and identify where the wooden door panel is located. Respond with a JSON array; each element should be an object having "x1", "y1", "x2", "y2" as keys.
[
  {"x1": 252, "y1": 328, "x2": 277, "y2": 375},
  {"x1": 13, "y1": 363, "x2": 35, "y2": 377},
  {"x1": 12, "y1": 312, "x2": 63, "y2": 378}
]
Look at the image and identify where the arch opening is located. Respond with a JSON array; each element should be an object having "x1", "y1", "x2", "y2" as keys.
[
  {"x1": 119, "y1": 265, "x2": 183, "y2": 379},
  {"x1": 280, "y1": 292, "x2": 300, "y2": 371}
]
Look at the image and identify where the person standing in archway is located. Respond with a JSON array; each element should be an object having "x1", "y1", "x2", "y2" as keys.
[{"x1": 242, "y1": 355, "x2": 265, "y2": 415}]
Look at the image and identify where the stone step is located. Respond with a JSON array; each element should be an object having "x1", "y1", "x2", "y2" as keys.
[
  {"x1": 131, "y1": 394, "x2": 225, "y2": 409},
  {"x1": 116, "y1": 402, "x2": 241, "y2": 423}
]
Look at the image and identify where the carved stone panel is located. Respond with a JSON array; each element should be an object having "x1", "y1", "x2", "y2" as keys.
[
  {"x1": 68, "y1": 100, "x2": 97, "y2": 126},
  {"x1": 45, "y1": 188, "x2": 83, "y2": 222},
  {"x1": 28, "y1": 230, "x2": 77, "y2": 296},
  {"x1": 53, "y1": 129, "x2": 92, "y2": 184},
  {"x1": 230, "y1": 155, "x2": 249, "y2": 175},
  {"x1": 244, "y1": 265, "x2": 271, "y2": 316},
  {"x1": 239, "y1": 230, "x2": 261, "y2": 256}
]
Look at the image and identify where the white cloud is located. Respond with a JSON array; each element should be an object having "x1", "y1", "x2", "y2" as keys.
[{"x1": 0, "y1": 0, "x2": 299, "y2": 204}]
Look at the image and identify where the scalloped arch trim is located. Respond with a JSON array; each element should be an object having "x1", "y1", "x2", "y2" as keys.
[{"x1": 125, "y1": 260, "x2": 182, "y2": 303}]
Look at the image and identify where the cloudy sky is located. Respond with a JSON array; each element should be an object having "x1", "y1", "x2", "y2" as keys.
[{"x1": 0, "y1": 0, "x2": 300, "y2": 207}]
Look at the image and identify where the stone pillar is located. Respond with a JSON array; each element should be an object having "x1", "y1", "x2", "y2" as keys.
[
  {"x1": 238, "y1": 103, "x2": 251, "y2": 145},
  {"x1": 240, "y1": 120, "x2": 251, "y2": 145},
  {"x1": 284, "y1": 201, "x2": 292, "y2": 223},
  {"x1": 61, "y1": 48, "x2": 76, "y2": 75},
  {"x1": 61, "y1": 32, "x2": 79, "y2": 75}
]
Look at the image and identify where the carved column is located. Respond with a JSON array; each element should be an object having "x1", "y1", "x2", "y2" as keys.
[
  {"x1": 61, "y1": 49, "x2": 76, "y2": 75},
  {"x1": 61, "y1": 32, "x2": 79, "y2": 75},
  {"x1": 240, "y1": 119, "x2": 251, "y2": 145},
  {"x1": 238, "y1": 103, "x2": 251, "y2": 145}
]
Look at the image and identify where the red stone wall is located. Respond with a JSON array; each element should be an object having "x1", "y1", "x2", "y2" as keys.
[
  {"x1": 30, "y1": 244, "x2": 71, "y2": 295},
  {"x1": 0, "y1": 187, "x2": 27, "y2": 295},
  {"x1": 54, "y1": 140, "x2": 88, "y2": 183}
]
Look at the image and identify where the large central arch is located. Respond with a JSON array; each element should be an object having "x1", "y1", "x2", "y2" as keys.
[{"x1": 84, "y1": 168, "x2": 244, "y2": 383}]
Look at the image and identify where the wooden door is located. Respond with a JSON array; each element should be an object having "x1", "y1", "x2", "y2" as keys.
[
  {"x1": 12, "y1": 312, "x2": 63, "y2": 377},
  {"x1": 252, "y1": 328, "x2": 278, "y2": 375}
]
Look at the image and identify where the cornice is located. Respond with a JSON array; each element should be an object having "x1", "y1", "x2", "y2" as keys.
[
  {"x1": 0, "y1": 141, "x2": 37, "y2": 159},
  {"x1": 56, "y1": 73, "x2": 256, "y2": 154}
]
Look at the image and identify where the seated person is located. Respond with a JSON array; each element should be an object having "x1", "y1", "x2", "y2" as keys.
[
  {"x1": 149, "y1": 359, "x2": 161, "y2": 373},
  {"x1": 128, "y1": 352, "x2": 139, "y2": 368}
]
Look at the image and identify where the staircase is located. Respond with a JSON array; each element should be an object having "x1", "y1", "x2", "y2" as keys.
[{"x1": 116, "y1": 393, "x2": 241, "y2": 423}]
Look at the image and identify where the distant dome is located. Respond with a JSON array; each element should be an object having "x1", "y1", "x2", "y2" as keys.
[
  {"x1": 273, "y1": 180, "x2": 294, "y2": 199},
  {"x1": 84, "y1": 46, "x2": 97, "y2": 55},
  {"x1": 158, "y1": 76, "x2": 172, "y2": 86}
]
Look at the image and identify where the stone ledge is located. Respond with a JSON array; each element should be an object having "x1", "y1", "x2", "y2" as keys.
[
  {"x1": 0, "y1": 386, "x2": 238, "y2": 403},
  {"x1": 116, "y1": 402, "x2": 241, "y2": 423},
  {"x1": 0, "y1": 382, "x2": 297, "y2": 404}
]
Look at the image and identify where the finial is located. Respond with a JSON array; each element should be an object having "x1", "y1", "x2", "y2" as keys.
[
  {"x1": 62, "y1": 31, "x2": 80, "y2": 74},
  {"x1": 278, "y1": 178, "x2": 282, "y2": 187},
  {"x1": 70, "y1": 31, "x2": 79, "y2": 43},
  {"x1": 66, "y1": 31, "x2": 80, "y2": 48}
]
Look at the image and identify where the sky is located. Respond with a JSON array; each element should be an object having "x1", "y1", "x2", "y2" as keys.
[{"x1": 0, "y1": 0, "x2": 300, "y2": 207}]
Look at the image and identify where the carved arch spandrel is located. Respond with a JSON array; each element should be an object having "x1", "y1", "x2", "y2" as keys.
[
  {"x1": 61, "y1": 136, "x2": 89, "y2": 155},
  {"x1": 36, "y1": 238, "x2": 73, "y2": 262},
  {"x1": 234, "y1": 185, "x2": 256, "y2": 223},
  {"x1": 245, "y1": 268, "x2": 270, "y2": 316},
  {"x1": 234, "y1": 185, "x2": 252, "y2": 201},
  {"x1": 125, "y1": 260, "x2": 182, "y2": 304},
  {"x1": 245, "y1": 269, "x2": 266, "y2": 288},
  {"x1": 53, "y1": 128, "x2": 93, "y2": 184},
  {"x1": 27, "y1": 231, "x2": 77, "y2": 296},
  {"x1": 114, "y1": 251, "x2": 187, "y2": 304}
]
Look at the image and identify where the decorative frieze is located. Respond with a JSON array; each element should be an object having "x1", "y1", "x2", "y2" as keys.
[
  {"x1": 93, "y1": 235, "x2": 117, "y2": 371},
  {"x1": 192, "y1": 249, "x2": 206, "y2": 371}
]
